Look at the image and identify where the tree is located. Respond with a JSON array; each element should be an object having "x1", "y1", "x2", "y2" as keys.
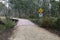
[
  {"x1": 0, "y1": 2, "x2": 4, "y2": 11},
  {"x1": 59, "y1": 0, "x2": 60, "y2": 15},
  {"x1": 51, "y1": 1, "x2": 59, "y2": 17},
  {"x1": 0, "y1": 2, "x2": 5, "y2": 17},
  {"x1": 9, "y1": 0, "x2": 38, "y2": 18}
]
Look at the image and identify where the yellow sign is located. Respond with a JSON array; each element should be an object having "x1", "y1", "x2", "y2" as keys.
[{"x1": 38, "y1": 8, "x2": 44, "y2": 13}]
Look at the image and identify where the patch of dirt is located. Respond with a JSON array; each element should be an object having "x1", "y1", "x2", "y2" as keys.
[
  {"x1": 0, "y1": 28, "x2": 15, "y2": 40},
  {"x1": 44, "y1": 27, "x2": 60, "y2": 37}
]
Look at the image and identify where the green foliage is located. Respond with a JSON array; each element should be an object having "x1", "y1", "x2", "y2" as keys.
[
  {"x1": 30, "y1": 19, "x2": 40, "y2": 25},
  {"x1": 31, "y1": 16, "x2": 60, "y2": 31},
  {"x1": 0, "y1": 2, "x2": 4, "y2": 9},
  {"x1": 0, "y1": 2, "x2": 4, "y2": 12},
  {"x1": 0, "y1": 19, "x2": 16, "y2": 31},
  {"x1": 40, "y1": 17, "x2": 55, "y2": 28},
  {"x1": 4, "y1": 20, "x2": 16, "y2": 30},
  {"x1": 0, "y1": 25, "x2": 5, "y2": 30},
  {"x1": 51, "y1": 1, "x2": 59, "y2": 17},
  {"x1": 29, "y1": 14, "x2": 38, "y2": 19},
  {"x1": 10, "y1": 0, "x2": 34, "y2": 11},
  {"x1": 39, "y1": 17, "x2": 60, "y2": 30},
  {"x1": 10, "y1": 0, "x2": 38, "y2": 18},
  {"x1": 52, "y1": 17, "x2": 60, "y2": 30}
]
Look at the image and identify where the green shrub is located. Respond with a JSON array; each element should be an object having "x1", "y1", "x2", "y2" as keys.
[
  {"x1": 4, "y1": 20, "x2": 16, "y2": 30},
  {"x1": 29, "y1": 14, "x2": 38, "y2": 19},
  {"x1": 52, "y1": 17, "x2": 60, "y2": 30},
  {"x1": 31, "y1": 16, "x2": 55, "y2": 28},
  {"x1": 40, "y1": 17, "x2": 54, "y2": 28},
  {"x1": 40, "y1": 17, "x2": 60, "y2": 31},
  {"x1": 30, "y1": 16, "x2": 60, "y2": 31},
  {"x1": 30, "y1": 19, "x2": 40, "y2": 25},
  {"x1": 0, "y1": 19, "x2": 16, "y2": 30},
  {"x1": 0, "y1": 25, "x2": 5, "y2": 30}
]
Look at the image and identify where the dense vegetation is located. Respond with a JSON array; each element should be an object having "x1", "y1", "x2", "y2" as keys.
[
  {"x1": 10, "y1": 0, "x2": 38, "y2": 18},
  {"x1": 31, "y1": 16, "x2": 60, "y2": 31},
  {"x1": 0, "y1": 0, "x2": 60, "y2": 32},
  {"x1": 0, "y1": 18, "x2": 16, "y2": 31},
  {"x1": 0, "y1": 3, "x2": 16, "y2": 31}
]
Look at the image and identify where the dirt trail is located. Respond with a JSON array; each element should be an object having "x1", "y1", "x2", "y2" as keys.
[{"x1": 9, "y1": 18, "x2": 60, "y2": 40}]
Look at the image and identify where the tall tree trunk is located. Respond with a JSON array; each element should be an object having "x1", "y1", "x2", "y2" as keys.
[{"x1": 59, "y1": 1, "x2": 60, "y2": 14}]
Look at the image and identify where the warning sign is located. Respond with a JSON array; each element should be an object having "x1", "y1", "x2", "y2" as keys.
[{"x1": 38, "y1": 8, "x2": 44, "y2": 13}]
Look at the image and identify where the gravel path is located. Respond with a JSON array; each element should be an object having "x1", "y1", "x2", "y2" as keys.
[{"x1": 9, "y1": 18, "x2": 60, "y2": 40}]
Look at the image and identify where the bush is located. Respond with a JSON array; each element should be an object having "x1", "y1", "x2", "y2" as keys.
[
  {"x1": 0, "y1": 25, "x2": 5, "y2": 30},
  {"x1": 30, "y1": 16, "x2": 60, "y2": 31},
  {"x1": 40, "y1": 17, "x2": 60, "y2": 31},
  {"x1": 30, "y1": 18, "x2": 40, "y2": 25},
  {"x1": 4, "y1": 20, "x2": 16, "y2": 30},
  {"x1": 40, "y1": 17, "x2": 53, "y2": 28},
  {"x1": 29, "y1": 14, "x2": 38, "y2": 19},
  {"x1": 0, "y1": 19, "x2": 16, "y2": 30},
  {"x1": 52, "y1": 17, "x2": 60, "y2": 31}
]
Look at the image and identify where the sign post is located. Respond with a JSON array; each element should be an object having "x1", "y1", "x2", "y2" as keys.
[{"x1": 38, "y1": 8, "x2": 44, "y2": 17}]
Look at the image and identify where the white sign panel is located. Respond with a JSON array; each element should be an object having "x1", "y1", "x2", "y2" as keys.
[{"x1": 39, "y1": 14, "x2": 43, "y2": 17}]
